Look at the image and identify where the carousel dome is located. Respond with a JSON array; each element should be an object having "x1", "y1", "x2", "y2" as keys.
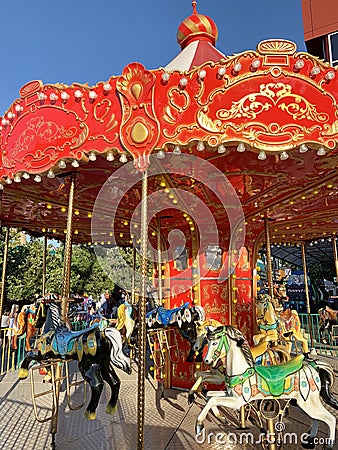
[{"x1": 177, "y1": 4, "x2": 218, "y2": 49}]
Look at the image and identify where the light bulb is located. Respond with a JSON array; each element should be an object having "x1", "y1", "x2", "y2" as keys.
[
  {"x1": 34, "y1": 175, "x2": 42, "y2": 182},
  {"x1": 317, "y1": 146, "x2": 326, "y2": 156},
  {"x1": 280, "y1": 151, "x2": 289, "y2": 160},
  {"x1": 157, "y1": 150, "x2": 165, "y2": 159},
  {"x1": 179, "y1": 78, "x2": 188, "y2": 87},
  {"x1": 310, "y1": 67, "x2": 320, "y2": 76},
  {"x1": 325, "y1": 71, "x2": 335, "y2": 81},
  {"x1": 217, "y1": 67, "x2": 226, "y2": 76},
  {"x1": 258, "y1": 151, "x2": 266, "y2": 160},
  {"x1": 173, "y1": 145, "x2": 181, "y2": 155},
  {"x1": 217, "y1": 144, "x2": 226, "y2": 154},
  {"x1": 161, "y1": 72, "x2": 170, "y2": 82},
  {"x1": 198, "y1": 69, "x2": 206, "y2": 79},
  {"x1": 22, "y1": 172, "x2": 30, "y2": 179},
  {"x1": 89, "y1": 91, "x2": 98, "y2": 100},
  {"x1": 197, "y1": 141, "x2": 205, "y2": 151},
  {"x1": 47, "y1": 170, "x2": 55, "y2": 178},
  {"x1": 299, "y1": 144, "x2": 308, "y2": 153},
  {"x1": 106, "y1": 151, "x2": 114, "y2": 161},
  {"x1": 14, "y1": 174, "x2": 21, "y2": 182},
  {"x1": 61, "y1": 91, "x2": 70, "y2": 101},
  {"x1": 103, "y1": 83, "x2": 112, "y2": 92},
  {"x1": 233, "y1": 62, "x2": 242, "y2": 72},
  {"x1": 294, "y1": 59, "x2": 305, "y2": 70},
  {"x1": 119, "y1": 153, "x2": 127, "y2": 163},
  {"x1": 58, "y1": 160, "x2": 67, "y2": 169},
  {"x1": 89, "y1": 152, "x2": 97, "y2": 161},
  {"x1": 251, "y1": 59, "x2": 261, "y2": 69},
  {"x1": 50, "y1": 93, "x2": 58, "y2": 102},
  {"x1": 74, "y1": 90, "x2": 83, "y2": 98},
  {"x1": 71, "y1": 160, "x2": 80, "y2": 168},
  {"x1": 237, "y1": 143, "x2": 246, "y2": 152}
]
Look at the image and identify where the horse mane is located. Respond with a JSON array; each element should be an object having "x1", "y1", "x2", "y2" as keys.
[{"x1": 226, "y1": 325, "x2": 255, "y2": 366}]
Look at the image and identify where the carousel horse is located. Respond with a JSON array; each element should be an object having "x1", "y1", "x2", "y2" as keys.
[
  {"x1": 255, "y1": 293, "x2": 312, "y2": 359},
  {"x1": 195, "y1": 325, "x2": 338, "y2": 449},
  {"x1": 116, "y1": 299, "x2": 206, "y2": 362},
  {"x1": 18, "y1": 296, "x2": 131, "y2": 420},
  {"x1": 318, "y1": 306, "x2": 338, "y2": 344},
  {"x1": 187, "y1": 318, "x2": 289, "y2": 405},
  {"x1": 278, "y1": 307, "x2": 310, "y2": 355},
  {"x1": 11, "y1": 303, "x2": 37, "y2": 351}
]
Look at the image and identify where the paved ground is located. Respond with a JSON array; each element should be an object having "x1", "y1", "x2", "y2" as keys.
[{"x1": 0, "y1": 355, "x2": 338, "y2": 450}]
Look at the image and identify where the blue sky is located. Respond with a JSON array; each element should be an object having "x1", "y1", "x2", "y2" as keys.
[{"x1": 0, "y1": 0, "x2": 305, "y2": 114}]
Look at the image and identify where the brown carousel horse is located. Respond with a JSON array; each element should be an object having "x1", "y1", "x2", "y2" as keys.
[
  {"x1": 318, "y1": 306, "x2": 338, "y2": 343},
  {"x1": 18, "y1": 295, "x2": 131, "y2": 420},
  {"x1": 11, "y1": 303, "x2": 38, "y2": 351}
]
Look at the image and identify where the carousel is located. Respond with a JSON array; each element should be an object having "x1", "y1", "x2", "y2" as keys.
[{"x1": 0, "y1": 1, "x2": 338, "y2": 449}]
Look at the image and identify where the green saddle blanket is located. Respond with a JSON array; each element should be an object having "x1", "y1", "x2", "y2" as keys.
[{"x1": 255, "y1": 354, "x2": 304, "y2": 396}]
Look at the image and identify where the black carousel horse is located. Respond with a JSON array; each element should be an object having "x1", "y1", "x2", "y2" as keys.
[
  {"x1": 18, "y1": 294, "x2": 132, "y2": 420},
  {"x1": 116, "y1": 296, "x2": 206, "y2": 362}
]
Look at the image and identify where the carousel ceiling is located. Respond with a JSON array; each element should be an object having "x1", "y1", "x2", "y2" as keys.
[{"x1": 0, "y1": 8, "x2": 337, "y2": 253}]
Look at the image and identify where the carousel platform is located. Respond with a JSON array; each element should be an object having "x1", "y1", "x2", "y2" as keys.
[{"x1": 0, "y1": 356, "x2": 338, "y2": 450}]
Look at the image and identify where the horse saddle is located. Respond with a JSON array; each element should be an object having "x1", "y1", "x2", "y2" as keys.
[
  {"x1": 51, "y1": 323, "x2": 99, "y2": 357},
  {"x1": 147, "y1": 302, "x2": 190, "y2": 326},
  {"x1": 255, "y1": 354, "x2": 304, "y2": 396}
]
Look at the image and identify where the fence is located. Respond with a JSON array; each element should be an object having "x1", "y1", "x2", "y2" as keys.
[{"x1": 298, "y1": 313, "x2": 338, "y2": 357}]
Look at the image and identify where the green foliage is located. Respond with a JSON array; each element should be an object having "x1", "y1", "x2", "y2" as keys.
[{"x1": 0, "y1": 230, "x2": 154, "y2": 303}]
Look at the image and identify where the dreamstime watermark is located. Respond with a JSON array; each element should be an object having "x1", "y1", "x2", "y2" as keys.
[
  {"x1": 91, "y1": 153, "x2": 246, "y2": 295},
  {"x1": 195, "y1": 422, "x2": 334, "y2": 447}
]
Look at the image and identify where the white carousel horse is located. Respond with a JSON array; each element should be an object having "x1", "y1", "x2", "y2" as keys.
[
  {"x1": 187, "y1": 318, "x2": 289, "y2": 406},
  {"x1": 195, "y1": 325, "x2": 338, "y2": 450}
]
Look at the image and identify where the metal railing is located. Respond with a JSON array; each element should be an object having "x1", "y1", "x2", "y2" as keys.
[{"x1": 298, "y1": 313, "x2": 338, "y2": 357}]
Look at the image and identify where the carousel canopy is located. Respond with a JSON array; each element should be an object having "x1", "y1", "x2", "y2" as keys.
[{"x1": 0, "y1": 4, "x2": 337, "y2": 252}]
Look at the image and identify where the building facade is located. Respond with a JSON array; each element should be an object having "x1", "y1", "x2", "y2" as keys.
[{"x1": 302, "y1": 0, "x2": 338, "y2": 65}]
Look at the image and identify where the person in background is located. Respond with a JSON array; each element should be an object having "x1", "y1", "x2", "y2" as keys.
[{"x1": 0, "y1": 308, "x2": 10, "y2": 347}]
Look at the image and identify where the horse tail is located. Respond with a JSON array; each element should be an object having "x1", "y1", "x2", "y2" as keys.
[
  {"x1": 316, "y1": 361, "x2": 338, "y2": 410},
  {"x1": 103, "y1": 327, "x2": 131, "y2": 375}
]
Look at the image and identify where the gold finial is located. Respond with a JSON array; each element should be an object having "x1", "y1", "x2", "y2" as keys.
[{"x1": 192, "y1": 1, "x2": 197, "y2": 14}]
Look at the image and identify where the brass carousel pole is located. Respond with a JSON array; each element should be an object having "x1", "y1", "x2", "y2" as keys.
[
  {"x1": 61, "y1": 173, "x2": 76, "y2": 323},
  {"x1": 157, "y1": 217, "x2": 162, "y2": 305},
  {"x1": 137, "y1": 169, "x2": 148, "y2": 450},
  {"x1": 264, "y1": 216, "x2": 274, "y2": 300},
  {"x1": 50, "y1": 172, "x2": 76, "y2": 446},
  {"x1": 0, "y1": 226, "x2": 10, "y2": 318},
  {"x1": 42, "y1": 232, "x2": 47, "y2": 296},
  {"x1": 301, "y1": 241, "x2": 314, "y2": 350},
  {"x1": 331, "y1": 234, "x2": 338, "y2": 284},
  {"x1": 131, "y1": 245, "x2": 136, "y2": 304}
]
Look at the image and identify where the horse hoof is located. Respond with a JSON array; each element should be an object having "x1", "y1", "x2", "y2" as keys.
[
  {"x1": 106, "y1": 403, "x2": 118, "y2": 415},
  {"x1": 84, "y1": 410, "x2": 96, "y2": 420},
  {"x1": 301, "y1": 435, "x2": 315, "y2": 449},
  {"x1": 188, "y1": 393, "x2": 195, "y2": 405},
  {"x1": 18, "y1": 368, "x2": 28, "y2": 379},
  {"x1": 195, "y1": 422, "x2": 204, "y2": 435}
]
